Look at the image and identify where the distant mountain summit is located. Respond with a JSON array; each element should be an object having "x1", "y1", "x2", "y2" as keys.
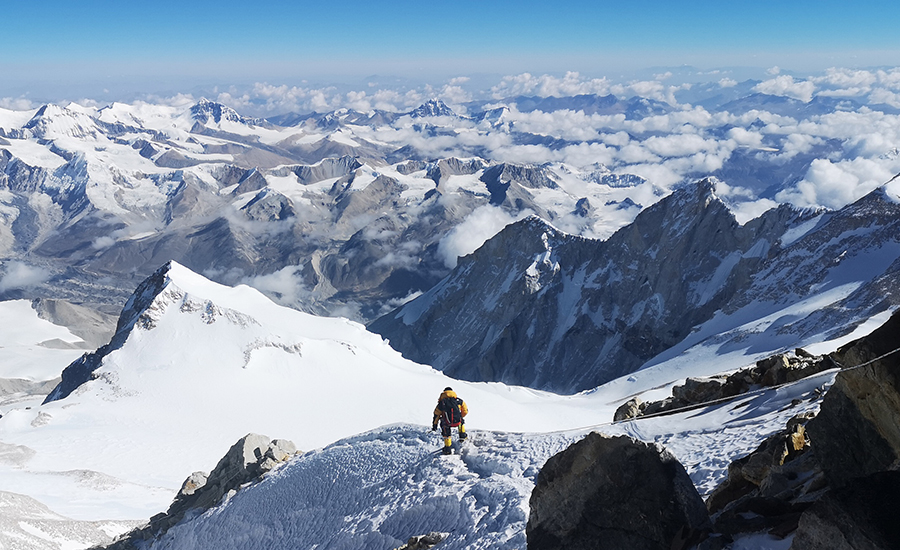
[
  {"x1": 370, "y1": 179, "x2": 900, "y2": 392},
  {"x1": 190, "y1": 98, "x2": 248, "y2": 125},
  {"x1": 410, "y1": 99, "x2": 457, "y2": 118}
]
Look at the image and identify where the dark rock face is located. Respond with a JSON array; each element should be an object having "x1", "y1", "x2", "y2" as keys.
[
  {"x1": 806, "y1": 360, "x2": 900, "y2": 488},
  {"x1": 372, "y1": 181, "x2": 900, "y2": 393},
  {"x1": 696, "y1": 311, "x2": 900, "y2": 544},
  {"x1": 791, "y1": 471, "x2": 900, "y2": 550},
  {"x1": 805, "y1": 311, "x2": 900, "y2": 488},
  {"x1": 702, "y1": 413, "x2": 824, "y2": 542},
  {"x1": 44, "y1": 262, "x2": 174, "y2": 403},
  {"x1": 373, "y1": 180, "x2": 804, "y2": 392},
  {"x1": 527, "y1": 433, "x2": 708, "y2": 550}
]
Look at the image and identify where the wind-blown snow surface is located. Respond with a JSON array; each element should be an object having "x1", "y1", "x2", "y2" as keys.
[
  {"x1": 0, "y1": 263, "x2": 838, "y2": 549},
  {"x1": 0, "y1": 263, "x2": 619, "y2": 520},
  {"x1": 139, "y1": 372, "x2": 833, "y2": 550}
]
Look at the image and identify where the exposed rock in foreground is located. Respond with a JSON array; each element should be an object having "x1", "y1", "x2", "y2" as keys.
[
  {"x1": 807, "y1": 309, "x2": 900, "y2": 489},
  {"x1": 392, "y1": 532, "x2": 449, "y2": 550},
  {"x1": 103, "y1": 433, "x2": 297, "y2": 549},
  {"x1": 527, "y1": 433, "x2": 709, "y2": 550},
  {"x1": 698, "y1": 310, "x2": 900, "y2": 547},
  {"x1": 615, "y1": 349, "x2": 836, "y2": 421},
  {"x1": 791, "y1": 471, "x2": 900, "y2": 550}
]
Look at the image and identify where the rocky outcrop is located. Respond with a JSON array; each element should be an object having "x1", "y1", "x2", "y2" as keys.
[
  {"x1": 805, "y1": 311, "x2": 900, "y2": 489},
  {"x1": 702, "y1": 413, "x2": 823, "y2": 541},
  {"x1": 791, "y1": 471, "x2": 900, "y2": 550},
  {"x1": 623, "y1": 350, "x2": 836, "y2": 420},
  {"x1": 104, "y1": 434, "x2": 297, "y2": 549},
  {"x1": 695, "y1": 310, "x2": 900, "y2": 546},
  {"x1": 527, "y1": 433, "x2": 709, "y2": 550},
  {"x1": 43, "y1": 263, "x2": 174, "y2": 403},
  {"x1": 392, "y1": 532, "x2": 448, "y2": 550},
  {"x1": 372, "y1": 180, "x2": 817, "y2": 392}
]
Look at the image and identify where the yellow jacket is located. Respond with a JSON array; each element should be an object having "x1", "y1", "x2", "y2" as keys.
[{"x1": 433, "y1": 389, "x2": 468, "y2": 426}]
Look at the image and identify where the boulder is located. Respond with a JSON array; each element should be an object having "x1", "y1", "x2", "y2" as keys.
[
  {"x1": 106, "y1": 433, "x2": 298, "y2": 549},
  {"x1": 527, "y1": 432, "x2": 709, "y2": 550},
  {"x1": 393, "y1": 532, "x2": 448, "y2": 550},
  {"x1": 178, "y1": 471, "x2": 208, "y2": 497},
  {"x1": 791, "y1": 471, "x2": 900, "y2": 550},
  {"x1": 806, "y1": 360, "x2": 900, "y2": 488},
  {"x1": 758, "y1": 354, "x2": 791, "y2": 386},
  {"x1": 260, "y1": 439, "x2": 299, "y2": 470},
  {"x1": 635, "y1": 351, "x2": 836, "y2": 419},
  {"x1": 706, "y1": 413, "x2": 813, "y2": 514},
  {"x1": 613, "y1": 397, "x2": 642, "y2": 421},
  {"x1": 672, "y1": 376, "x2": 727, "y2": 405}
]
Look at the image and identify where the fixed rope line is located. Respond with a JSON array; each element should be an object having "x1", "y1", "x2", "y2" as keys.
[{"x1": 609, "y1": 344, "x2": 900, "y2": 427}]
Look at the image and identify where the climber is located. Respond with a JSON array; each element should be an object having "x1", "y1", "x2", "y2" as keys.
[{"x1": 432, "y1": 386, "x2": 468, "y2": 455}]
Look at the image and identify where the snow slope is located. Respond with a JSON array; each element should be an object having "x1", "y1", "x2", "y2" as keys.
[
  {"x1": 0, "y1": 300, "x2": 86, "y2": 382},
  {"x1": 0, "y1": 263, "x2": 852, "y2": 548},
  {"x1": 0, "y1": 262, "x2": 842, "y2": 550},
  {"x1": 0, "y1": 263, "x2": 625, "y2": 521},
  {"x1": 143, "y1": 370, "x2": 834, "y2": 550}
]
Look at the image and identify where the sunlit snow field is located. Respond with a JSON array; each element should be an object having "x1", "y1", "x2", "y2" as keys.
[{"x1": 0, "y1": 263, "x2": 853, "y2": 549}]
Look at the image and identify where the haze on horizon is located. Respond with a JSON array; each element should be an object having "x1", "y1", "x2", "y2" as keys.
[{"x1": 2, "y1": 0, "x2": 899, "y2": 105}]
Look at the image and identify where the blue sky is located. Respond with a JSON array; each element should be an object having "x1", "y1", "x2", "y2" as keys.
[{"x1": 2, "y1": 0, "x2": 898, "y2": 100}]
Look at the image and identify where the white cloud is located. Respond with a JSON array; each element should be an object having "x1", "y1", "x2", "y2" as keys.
[
  {"x1": 816, "y1": 68, "x2": 877, "y2": 89},
  {"x1": 719, "y1": 78, "x2": 738, "y2": 88},
  {"x1": 557, "y1": 142, "x2": 617, "y2": 167},
  {"x1": 436, "y1": 205, "x2": 527, "y2": 268},
  {"x1": 776, "y1": 157, "x2": 896, "y2": 209},
  {"x1": 753, "y1": 75, "x2": 816, "y2": 103},
  {"x1": 243, "y1": 265, "x2": 311, "y2": 306},
  {"x1": 729, "y1": 198, "x2": 779, "y2": 224},
  {"x1": 0, "y1": 97, "x2": 36, "y2": 110},
  {"x1": 608, "y1": 80, "x2": 690, "y2": 106},
  {"x1": 642, "y1": 133, "x2": 721, "y2": 158},
  {"x1": 491, "y1": 72, "x2": 611, "y2": 99},
  {"x1": 869, "y1": 88, "x2": 900, "y2": 108},
  {"x1": 776, "y1": 133, "x2": 824, "y2": 159},
  {"x1": 767, "y1": 66, "x2": 782, "y2": 76},
  {"x1": 506, "y1": 108, "x2": 601, "y2": 141},
  {"x1": 437, "y1": 84, "x2": 472, "y2": 111},
  {"x1": 0, "y1": 261, "x2": 51, "y2": 293},
  {"x1": 726, "y1": 127, "x2": 764, "y2": 148},
  {"x1": 92, "y1": 236, "x2": 116, "y2": 250}
]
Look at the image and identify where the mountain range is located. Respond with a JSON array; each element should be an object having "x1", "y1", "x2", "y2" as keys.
[
  {"x1": 2, "y1": 82, "x2": 900, "y2": 549},
  {"x1": 371, "y1": 179, "x2": 900, "y2": 392}
]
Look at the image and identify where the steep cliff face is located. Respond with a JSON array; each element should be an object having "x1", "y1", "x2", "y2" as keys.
[
  {"x1": 370, "y1": 179, "x2": 801, "y2": 391},
  {"x1": 807, "y1": 311, "x2": 900, "y2": 488},
  {"x1": 371, "y1": 179, "x2": 900, "y2": 393}
]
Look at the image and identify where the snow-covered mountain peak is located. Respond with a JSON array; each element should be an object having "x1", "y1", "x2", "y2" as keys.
[
  {"x1": 678, "y1": 177, "x2": 720, "y2": 207},
  {"x1": 23, "y1": 103, "x2": 101, "y2": 140},
  {"x1": 190, "y1": 98, "x2": 246, "y2": 125},
  {"x1": 410, "y1": 99, "x2": 457, "y2": 118},
  {"x1": 44, "y1": 261, "x2": 274, "y2": 403},
  {"x1": 116, "y1": 261, "x2": 261, "y2": 333}
]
